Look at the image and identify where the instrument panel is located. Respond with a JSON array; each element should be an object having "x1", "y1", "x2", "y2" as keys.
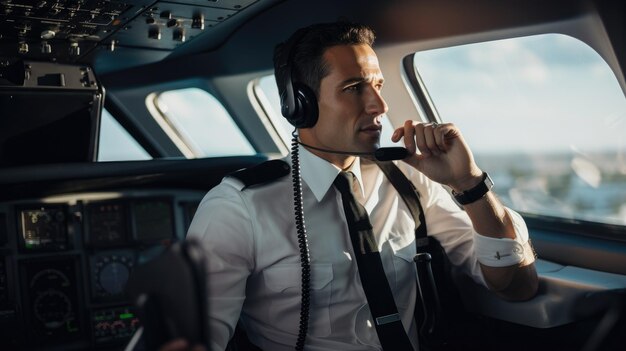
[{"x1": 0, "y1": 189, "x2": 203, "y2": 350}]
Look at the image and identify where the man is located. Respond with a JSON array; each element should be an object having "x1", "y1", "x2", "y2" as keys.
[{"x1": 186, "y1": 21, "x2": 538, "y2": 351}]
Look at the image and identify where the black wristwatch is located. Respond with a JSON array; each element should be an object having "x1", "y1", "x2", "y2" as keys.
[{"x1": 452, "y1": 172, "x2": 494, "y2": 205}]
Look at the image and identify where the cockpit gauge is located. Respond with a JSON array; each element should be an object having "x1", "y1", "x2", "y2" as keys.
[
  {"x1": 33, "y1": 288, "x2": 72, "y2": 329},
  {"x1": 21, "y1": 257, "x2": 82, "y2": 345},
  {"x1": 19, "y1": 205, "x2": 68, "y2": 251},
  {"x1": 85, "y1": 201, "x2": 128, "y2": 247},
  {"x1": 132, "y1": 199, "x2": 174, "y2": 244},
  {"x1": 90, "y1": 250, "x2": 135, "y2": 302}
]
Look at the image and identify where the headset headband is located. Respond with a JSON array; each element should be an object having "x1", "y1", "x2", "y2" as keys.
[{"x1": 279, "y1": 27, "x2": 310, "y2": 119}]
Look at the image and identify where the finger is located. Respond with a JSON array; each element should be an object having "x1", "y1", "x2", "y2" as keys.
[
  {"x1": 439, "y1": 123, "x2": 462, "y2": 149},
  {"x1": 413, "y1": 123, "x2": 430, "y2": 157},
  {"x1": 433, "y1": 123, "x2": 447, "y2": 151},
  {"x1": 391, "y1": 126, "x2": 404, "y2": 143},
  {"x1": 424, "y1": 123, "x2": 441, "y2": 155},
  {"x1": 402, "y1": 120, "x2": 418, "y2": 154}
]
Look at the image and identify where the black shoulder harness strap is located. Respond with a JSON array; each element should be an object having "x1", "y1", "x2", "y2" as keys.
[
  {"x1": 375, "y1": 161, "x2": 452, "y2": 350},
  {"x1": 228, "y1": 159, "x2": 290, "y2": 190},
  {"x1": 375, "y1": 161, "x2": 428, "y2": 244}
]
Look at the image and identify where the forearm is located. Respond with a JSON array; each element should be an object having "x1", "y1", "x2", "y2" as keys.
[
  {"x1": 460, "y1": 190, "x2": 516, "y2": 239},
  {"x1": 452, "y1": 180, "x2": 538, "y2": 300},
  {"x1": 480, "y1": 243, "x2": 538, "y2": 301}
]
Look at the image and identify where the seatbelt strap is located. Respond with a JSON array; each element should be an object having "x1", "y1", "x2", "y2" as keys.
[
  {"x1": 376, "y1": 161, "x2": 445, "y2": 348},
  {"x1": 375, "y1": 162, "x2": 427, "y2": 241}
]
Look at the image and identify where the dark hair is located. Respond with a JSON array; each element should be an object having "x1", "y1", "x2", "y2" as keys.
[{"x1": 273, "y1": 21, "x2": 376, "y2": 97}]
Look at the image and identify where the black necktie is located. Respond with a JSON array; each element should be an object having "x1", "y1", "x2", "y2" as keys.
[{"x1": 334, "y1": 172, "x2": 415, "y2": 351}]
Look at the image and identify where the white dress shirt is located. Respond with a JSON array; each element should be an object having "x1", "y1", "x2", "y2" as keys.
[{"x1": 187, "y1": 146, "x2": 529, "y2": 351}]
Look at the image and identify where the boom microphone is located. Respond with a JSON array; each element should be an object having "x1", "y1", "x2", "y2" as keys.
[
  {"x1": 297, "y1": 141, "x2": 409, "y2": 161},
  {"x1": 373, "y1": 147, "x2": 410, "y2": 161}
]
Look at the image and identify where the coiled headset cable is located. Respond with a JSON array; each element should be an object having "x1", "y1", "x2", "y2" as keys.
[{"x1": 291, "y1": 129, "x2": 311, "y2": 351}]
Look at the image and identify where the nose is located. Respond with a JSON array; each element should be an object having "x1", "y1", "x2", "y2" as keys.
[{"x1": 364, "y1": 86, "x2": 388, "y2": 117}]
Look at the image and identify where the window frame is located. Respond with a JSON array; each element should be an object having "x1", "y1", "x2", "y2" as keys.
[
  {"x1": 147, "y1": 92, "x2": 197, "y2": 158},
  {"x1": 146, "y1": 87, "x2": 258, "y2": 159}
]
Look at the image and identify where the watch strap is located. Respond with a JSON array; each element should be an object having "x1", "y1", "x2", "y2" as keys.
[{"x1": 452, "y1": 172, "x2": 493, "y2": 205}]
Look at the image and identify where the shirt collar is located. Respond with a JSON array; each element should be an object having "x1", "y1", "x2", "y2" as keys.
[{"x1": 299, "y1": 145, "x2": 365, "y2": 202}]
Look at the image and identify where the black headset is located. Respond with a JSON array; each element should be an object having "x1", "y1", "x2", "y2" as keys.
[{"x1": 277, "y1": 27, "x2": 319, "y2": 128}]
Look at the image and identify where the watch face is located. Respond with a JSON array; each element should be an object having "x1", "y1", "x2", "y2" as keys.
[{"x1": 485, "y1": 173, "x2": 494, "y2": 189}]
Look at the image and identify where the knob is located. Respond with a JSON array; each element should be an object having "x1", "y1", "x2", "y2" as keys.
[
  {"x1": 166, "y1": 18, "x2": 178, "y2": 28},
  {"x1": 41, "y1": 29, "x2": 56, "y2": 40},
  {"x1": 145, "y1": 16, "x2": 155, "y2": 24}
]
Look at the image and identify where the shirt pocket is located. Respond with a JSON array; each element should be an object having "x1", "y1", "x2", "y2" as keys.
[
  {"x1": 388, "y1": 235, "x2": 417, "y2": 309},
  {"x1": 263, "y1": 263, "x2": 333, "y2": 337}
]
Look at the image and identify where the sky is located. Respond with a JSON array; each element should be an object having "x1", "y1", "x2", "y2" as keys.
[{"x1": 413, "y1": 34, "x2": 626, "y2": 155}]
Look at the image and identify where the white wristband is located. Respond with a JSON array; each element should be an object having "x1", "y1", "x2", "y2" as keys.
[{"x1": 473, "y1": 209, "x2": 529, "y2": 267}]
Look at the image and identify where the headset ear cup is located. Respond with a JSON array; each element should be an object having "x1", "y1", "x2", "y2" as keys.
[
  {"x1": 292, "y1": 83, "x2": 319, "y2": 128},
  {"x1": 280, "y1": 89, "x2": 297, "y2": 125}
]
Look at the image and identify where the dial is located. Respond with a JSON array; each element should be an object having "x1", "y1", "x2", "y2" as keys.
[
  {"x1": 33, "y1": 289, "x2": 72, "y2": 329},
  {"x1": 30, "y1": 268, "x2": 70, "y2": 289},
  {"x1": 21, "y1": 258, "x2": 82, "y2": 345},
  {"x1": 29, "y1": 268, "x2": 73, "y2": 329},
  {"x1": 91, "y1": 251, "x2": 135, "y2": 302}
]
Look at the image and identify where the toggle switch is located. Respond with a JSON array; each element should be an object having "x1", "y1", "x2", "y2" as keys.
[
  {"x1": 69, "y1": 42, "x2": 80, "y2": 56},
  {"x1": 192, "y1": 12, "x2": 204, "y2": 30},
  {"x1": 173, "y1": 27, "x2": 185, "y2": 42},
  {"x1": 41, "y1": 41, "x2": 52, "y2": 54},
  {"x1": 18, "y1": 42, "x2": 29, "y2": 54},
  {"x1": 148, "y1": 25, "x2": 161, "y2": 40}
]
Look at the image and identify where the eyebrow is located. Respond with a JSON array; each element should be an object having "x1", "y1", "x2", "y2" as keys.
[{"x1": 339, "y1": 76, "x2": 385, "y2": 86}]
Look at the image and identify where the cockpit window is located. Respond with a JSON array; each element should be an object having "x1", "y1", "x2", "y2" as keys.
[
  {"x1": 98, "y1": 108, "x2": 152, "y2": 161},
  {"x1": 412, "y1": 33, "x2": 626, "y2": 226},
  {"x1": 150, "y1": 87, "x2": 255, "y2": 158}
]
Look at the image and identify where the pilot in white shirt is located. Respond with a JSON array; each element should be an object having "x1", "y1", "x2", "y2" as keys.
[{"x1": 187, "y1": 146, "x2": 533, "y2": 351}]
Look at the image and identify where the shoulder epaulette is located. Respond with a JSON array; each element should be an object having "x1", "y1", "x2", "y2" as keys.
[{"x1": 227, "y1": 159, "x2": 291, "y2": 190}]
